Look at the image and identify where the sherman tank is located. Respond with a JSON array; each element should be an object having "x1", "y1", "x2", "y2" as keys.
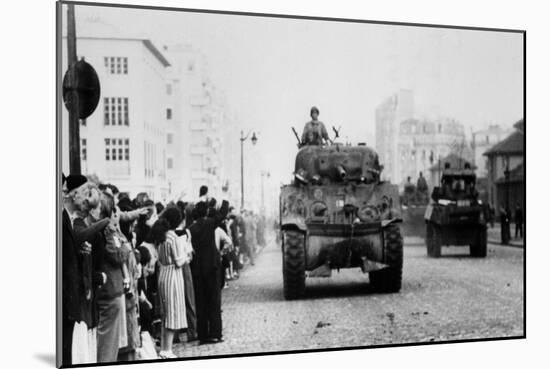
[
  {"x1": 279, "y1": 141, "x2": 404, "y2": 300},
  {"x1": 424, "y1": 163, "x2": 487, "y2": 257}
]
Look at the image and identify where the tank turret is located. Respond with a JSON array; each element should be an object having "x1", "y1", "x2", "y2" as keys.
[{"x1": 292, "y1": 144, "x2": 382, "y2": 185}]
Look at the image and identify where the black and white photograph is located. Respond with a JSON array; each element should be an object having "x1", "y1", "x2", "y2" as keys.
[{"x1": 56, "y1": 1, "x2": 525, "y2": 367}]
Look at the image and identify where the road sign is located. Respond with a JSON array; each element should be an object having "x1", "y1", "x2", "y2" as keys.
[{"x1": 62, "y1": 59, "x2": 101, "y2": 120}]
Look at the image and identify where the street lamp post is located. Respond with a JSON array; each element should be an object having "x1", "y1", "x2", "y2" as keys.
[{"x1": 240, "y1": 130, "x2": 257, "y2": 209}]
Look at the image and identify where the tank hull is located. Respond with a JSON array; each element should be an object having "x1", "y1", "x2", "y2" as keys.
[{"x1": 280, "y1": 182, "x2": 401, "y2": 272}]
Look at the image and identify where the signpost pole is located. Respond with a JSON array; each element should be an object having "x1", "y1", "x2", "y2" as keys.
[{"x1": 67, "y1": 4, "x2": 81, "y2": 175}]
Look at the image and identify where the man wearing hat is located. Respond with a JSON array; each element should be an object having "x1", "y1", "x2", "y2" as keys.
[
  {"x1": 61, "y1": 173, "x2": 90, "y2": 365},
  {"x1": 301, "y1": 106, "x2": 329, "y2": 146}
]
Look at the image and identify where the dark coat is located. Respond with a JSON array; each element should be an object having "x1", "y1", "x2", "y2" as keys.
[
  {"x1": 73, "y1": 217, "x2": 110, "y2": 327},
  {"x1": 94, "y1": 224, "x2": 129, "y2": 301},
  {"x1": 229, "y1": 218, "x2": 240, "y2": 247},
  {"x1": 189, "y1": 217, "x2": 221, "y2": 275},
  {"x1": 62, "y1": 209, "x2": 82, "y2": 322},
  {"x1": 514, "y1": 208, "x2": 523, "y2": 224}
]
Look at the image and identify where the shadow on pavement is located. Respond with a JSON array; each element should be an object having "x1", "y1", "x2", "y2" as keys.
[{"x1": 34, "y1": 353, "x2": 56, "y2": 366}]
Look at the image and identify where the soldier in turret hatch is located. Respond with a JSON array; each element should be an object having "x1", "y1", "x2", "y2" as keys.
[{"x1": 301, "y1": 106, "x2": 329, "y2": 146}]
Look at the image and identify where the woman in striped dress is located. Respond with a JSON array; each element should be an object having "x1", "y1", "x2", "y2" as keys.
[{"x1": 150, "y1": 207, "x2": 187, "y2": 359}]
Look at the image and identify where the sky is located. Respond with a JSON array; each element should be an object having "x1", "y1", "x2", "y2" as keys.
[{"x1": 65, "y1": 4, "x2": 524, "y2": 188}]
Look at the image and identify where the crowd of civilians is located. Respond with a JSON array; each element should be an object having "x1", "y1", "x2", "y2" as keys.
[{"x1": 62, "y1": 174, "x2": 268, "y2": 365}]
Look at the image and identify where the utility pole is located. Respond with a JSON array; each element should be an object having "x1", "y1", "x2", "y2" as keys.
[{"x1": 67, "y1": 4, "x2": 81, "y2": 174}]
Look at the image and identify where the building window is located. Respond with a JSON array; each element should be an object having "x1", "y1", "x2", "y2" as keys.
[
  {"x1": 104, "y1": 98, "x2": 110, "y2": 125},
  {"x1": 167, "y1": 158, "x2": 173, "y2": 169},
  {"x1": 187, "y1": 61, "x2": 195, "y2": 72},
  {"x1": 124, "y1": 98, "x2": 129, "y2": 125},
  {"x1": 117, "y1": 98, "x2": 122, "y2": 125},
  {"x1": 166, "y1": 108, "x2": 172, "y2": 120},
  {"x1": 167, "y1": 133, "x2": 173, "y2": 144},
  {"x1": 81, "y1": 139, "x2": 87, "y2": 161},
  {"x1": 105, "y1": 57, "x2": 128, "y2": 74},
  {"x1": 486, "y1": 135, "x2": 489, "y2": 144},
  {"x1": 166, "y1": 84, "x2": 172, "y2": 95},
  {"x1": 104, "y1": 97, "x2": 129, "y2": 126},
  {"x1": 105, "y1": 138, "x2": 130, "y2": 161}
]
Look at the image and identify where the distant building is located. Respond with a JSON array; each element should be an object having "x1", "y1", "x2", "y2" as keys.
[
  {"x1": 484, "y1": 119, "x2": 524, "y2": 213},
  {"x1": 61, "y1": 36, "x2": 171, "y2": 200},
  {"x1": 471, "y1": 124, "x2": 514, "y2": 178},
  {"x1": 398, "y1": 117, "x2": 470, "y2": 189},
  {"x1": 166, "y1": 44, "x2": 237, "y2": 201},
  {"x1": 375, "y1": 89, "x2": 414, "y2": 183}
]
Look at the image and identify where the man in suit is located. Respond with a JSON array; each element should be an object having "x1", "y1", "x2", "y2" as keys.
[
  {"x1": 188, "y1": 202, "x2": 223, "y2": 344},
  {"x1": 62, "y1": 174, "x2": 91, "y2": 366}
]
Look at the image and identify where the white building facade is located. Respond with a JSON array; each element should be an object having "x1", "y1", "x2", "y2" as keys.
[
  {"x1": 398, "y1": 117, "x2": 469, "y2": 188},
  {"x1": 375, "y1": 89, "x2": 414, "y2": 184},
  {"x1": 61, "y1": 36, "x2": 171, "y2": 200},
  {"x1": 166, "y1": 44, "x2": 238, "y2": 203}
]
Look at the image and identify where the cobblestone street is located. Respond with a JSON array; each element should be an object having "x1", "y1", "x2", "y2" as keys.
[{"x1": 173, "y1": 238, "x2": 524, "y2": 358}]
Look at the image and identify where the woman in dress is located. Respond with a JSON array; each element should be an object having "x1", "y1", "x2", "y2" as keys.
[{"x1": 151, "y1": 207, "x2": 187, "y2": 359}]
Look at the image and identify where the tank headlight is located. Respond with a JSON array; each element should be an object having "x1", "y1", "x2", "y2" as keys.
[{"x1": 311, "y1": 201, "x2": 328, "y2": 217}]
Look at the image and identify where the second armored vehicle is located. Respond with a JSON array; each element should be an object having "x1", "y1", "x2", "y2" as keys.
[{"x1": 424, "y1": 163, "x2": 488, "y2": 257}]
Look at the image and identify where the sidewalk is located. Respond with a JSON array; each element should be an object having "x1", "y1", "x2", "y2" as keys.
[{"x1": 487, "y1": 224, "x2": 524, "y2": 248}]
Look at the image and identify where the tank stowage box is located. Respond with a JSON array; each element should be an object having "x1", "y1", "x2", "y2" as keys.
[
  {"x1": 279, "y1": 144, "x2": 404, "y2": 299},
  {"x1": 424, "y1": 166, "x2": 488, "y2": 257}
]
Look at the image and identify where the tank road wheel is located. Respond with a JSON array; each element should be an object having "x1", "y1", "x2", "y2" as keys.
[
  {"x1": 369, "y1": 225, "x2": 403, "y2": 293},
  {"x1": 470, "y1": 227, "x2": 488, "y2": 257},
  {"x1": 282, "y1": 230, "x2": 306, "y2": 300}
]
